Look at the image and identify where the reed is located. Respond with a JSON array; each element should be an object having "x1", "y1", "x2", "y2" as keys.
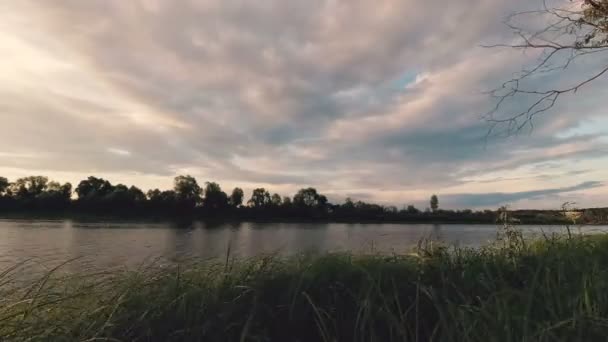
[{"x1": 1, "y1": 229, "x2": 608, "y2": 341}]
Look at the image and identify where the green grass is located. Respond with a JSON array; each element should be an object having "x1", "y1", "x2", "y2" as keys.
[{"x1": 2, "y1": 229, "x2": 608, "y2": 341}]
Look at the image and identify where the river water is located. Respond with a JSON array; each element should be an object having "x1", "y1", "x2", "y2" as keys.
[{"x1": 1, "y1": 219, "x2": 607, "y2": 273}]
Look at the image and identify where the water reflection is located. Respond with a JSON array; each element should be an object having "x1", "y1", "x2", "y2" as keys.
[
  {"x1": 166, "y1": 228, "x2": 195, "y2": 261},
  {"x1": 0, "y1": 220, "x2": 607, "y2": 274}
]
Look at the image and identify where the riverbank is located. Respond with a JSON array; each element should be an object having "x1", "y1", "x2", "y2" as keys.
[
  {"x1": 0, "y1": 210, "x2": 582, "y2": 225},
  {"x1": 2, "y1": 231, "x2": 608, "y2": 341}
]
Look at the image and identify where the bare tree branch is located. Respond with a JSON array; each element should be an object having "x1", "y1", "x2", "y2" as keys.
[{"x1": 485, "y1": 0, "x2": 608, "y2": 136}]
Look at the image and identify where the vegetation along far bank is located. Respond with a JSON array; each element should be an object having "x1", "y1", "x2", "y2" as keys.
[{"x1": 1, "y1": 175, "x2": 607, "y2": 224}]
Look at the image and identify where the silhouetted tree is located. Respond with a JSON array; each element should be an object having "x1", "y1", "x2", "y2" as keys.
[
  {"x1": 353, "y1": 200, "x2": 384, "y2": 218},
  {"x1": 147, "y1": 188, "x2": 178, "y2": 211},
  {"x1": 282, "y1": 196, "x2": 292, "y2": 207},
  {"x1": 0, "y1": 177, "x2": 9, "y2": 196},
  {"x1": 147, "y1": 189, "x2": 162, "y2": 201},
  {"x1": 271, "y1": 193, "x2": 282, "y2": 207},
  {"x1": 174, "y1": 175, "x2": 202, "y2": 210},
  {"x1": 406, "y1": 205, "x2": 420, "y2": 214},
  {"x1": 291, "y1": 188, "x2": 329, "y2": 218},
  {"x1": 229, "y1": 187, "x2": 244, "y2": 208},
  {"x1": 203, "y1": 182, "x2": 228, "y2": 210},
  {"x1": 35, "y1": 181, "x2": 72, "y2": 209},
  {"x1": 293, "y1": 188, "x2": 327, "y2": 208},
  {"x1": 2, "y1": 177, "x2": 72, "y2": 210},
  {"x1": 76, "y1": 176, "x2": 114, "y2": 200},
  {"x1": 100, "y1": 184, "x2": 146, "y2": 210},
  {"x1": 0, "y1": 174, "x2": 570, "y2": 224},
  {"x1": 334, "y1": 197, "x2": 356, "y2": 218},
  {"x1": 10, "y1": 176, "x2": 49, "y2": 199},
  {"x1": 248, "y1": 188, "x2": 271, "y2": 208},
  {"x1": 104, "y1": 184, "x2": 130, "y2": 207},
  {"x1": 430, "y1": 195, "x2": 439, "y2": 213},
  {"x1": 128, "y1": 186, "x2": 146, "y2": 203},
  {"x1": 385, "y1": 206, "x2": 398, "y2": 214},
  {"x1": 46, "y1": 181, "x2": 72, "y2": 198}
]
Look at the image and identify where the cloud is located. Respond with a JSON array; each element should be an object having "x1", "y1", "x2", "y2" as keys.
[
  {"x1": 0, "y1": 0, "x2": 607, "y2": 208},
  {"x1": 107, "y1": 148, "x2": 131, "y2": 157},
  {"x1": 443, "y1": 181, "x2": 604, "y2": 208}
]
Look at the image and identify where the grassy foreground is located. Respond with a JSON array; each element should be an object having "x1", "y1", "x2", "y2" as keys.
[{"x1": 2, "y1": 230, "x2": 608, "y2": 341}]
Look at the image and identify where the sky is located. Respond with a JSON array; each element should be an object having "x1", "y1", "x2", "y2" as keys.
[{"x1": 1, "y1": 0, "x2": 607, "y2": 210}]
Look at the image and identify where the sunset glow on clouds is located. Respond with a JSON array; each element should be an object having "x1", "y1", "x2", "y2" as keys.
[{"x1": 1, "y1": 0, "x2": 607, "y2": 209}]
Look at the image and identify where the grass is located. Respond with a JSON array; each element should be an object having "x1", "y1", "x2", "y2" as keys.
[{"x1": 2, "y1": 228, "x2": 608, "y2": 341}]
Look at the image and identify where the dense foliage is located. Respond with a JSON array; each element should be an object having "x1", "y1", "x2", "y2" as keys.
[
  {"x1": 0, "y1": 175, "x2": 603, "y2": 223},
  {"x1": 2, "y1": 232, "x2": 608, "y2": 341}
]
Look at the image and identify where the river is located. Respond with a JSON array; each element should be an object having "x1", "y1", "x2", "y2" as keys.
[{"x1": 1, "y1": 219, "x2": 607, "y2": 273}]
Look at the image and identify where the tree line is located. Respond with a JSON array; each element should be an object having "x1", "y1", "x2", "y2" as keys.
[{"x1": 0, "y1": 174, "x2": 537, "y2": 223}]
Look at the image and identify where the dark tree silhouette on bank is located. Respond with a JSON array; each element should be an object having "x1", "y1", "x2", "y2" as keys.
[
  {"x1": 282, "y1": 196, "x2": 292, "y2": 207},
  {"x1": 248, "y1": 188, "x2": 271, "y2": 208},
  {"x1": 173, "y1": 175, "x2": 202, "y2": 210},
  {"x1": 406, "y1": 205, "x2": 420, "y2": 214},
  {"x1": 430, "y1": 195, "x2": 439, "y2": 213},
  {"x1": 41, "y1": 181, "x2": 72, "y2": 209},
  {"x1": 1, "y1": 176, "x2": 72, "y2": 210},
  {"x1": 271, "y1": 193, "x2": 282, "y2": 207},
  {"x1": 293, "y1": 188, "x2": 328, "y2": 208},
  {"x1": 203, "y1": 182, "x2": 228, "y2": 210},
  {"x1": 0, "y1": 174, "x2": 589, "y2": 224},
  {"x1": 10, "y1": 176, "x2": 49, "y2": 199},
  {"x1": 0, "y1": 177, "x2": 9, "y2": 196},
  {"x1": 229, "y1": 188, "x2": 244, "y2": 208},
  {"x1": 147, "y1": 188, "x2": 178, "y2": 212},
  {"x1": 76, "y1": 176, "x2": 114, "y2": 200}
]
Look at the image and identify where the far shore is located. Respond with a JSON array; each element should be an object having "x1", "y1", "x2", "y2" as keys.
[{"x1": 0, "y1": 211, "x2": 594, "y2": 225}]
